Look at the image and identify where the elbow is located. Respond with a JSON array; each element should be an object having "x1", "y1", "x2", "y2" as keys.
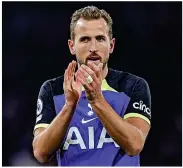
[
  {"x1": 125, "y1": 142, "x2": 143, "y2": 156},
  {"x1": 33, "y1": 148, "x2": 50, "y2": 163},
  {"x1": 33, "y1": 139, "x2": 49, "y2": 163}
]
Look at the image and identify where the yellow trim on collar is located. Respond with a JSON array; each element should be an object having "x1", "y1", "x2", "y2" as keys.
[{"x1": 82, "y1": 79, "x2": 118, "y2": 92}]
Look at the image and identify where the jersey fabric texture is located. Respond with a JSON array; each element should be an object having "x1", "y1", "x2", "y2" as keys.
[{"x1": 34, "y1": 68, "x2": 151, "y2": 166}]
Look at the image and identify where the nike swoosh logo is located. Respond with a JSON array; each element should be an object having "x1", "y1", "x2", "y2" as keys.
[{"x1": 81, "y1": 117, "x2": 97, "y2": 124}]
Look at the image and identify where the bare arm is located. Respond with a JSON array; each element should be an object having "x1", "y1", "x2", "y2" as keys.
[
  {"x1": 76, "y1": 62, "x2": 151, "y2": 156},
  {"x1": 33, "y1": 103, "x2": 76, "y2": 163},
  {"x1": 33, "y1": 61, "x2": 82, "y2": 163},
  {"x1": 90, "y1": 97, "x2": 150, "y2": 156}
]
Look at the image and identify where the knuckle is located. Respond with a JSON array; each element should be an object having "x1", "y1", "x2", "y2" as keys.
[{"x1": 90, "y1": 71, "x2": 94, "y2": 76}]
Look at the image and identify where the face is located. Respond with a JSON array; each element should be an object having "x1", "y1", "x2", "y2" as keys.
[{"x1": 68, "y1": 18, "x2": 115, "y2": 69}]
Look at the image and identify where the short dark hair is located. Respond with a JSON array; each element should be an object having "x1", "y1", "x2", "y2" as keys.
[{"x1": 70, "y1": 6, "x2": 113, "y2": 40}]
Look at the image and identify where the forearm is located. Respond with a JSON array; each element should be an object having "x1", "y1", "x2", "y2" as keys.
[
  {"x1": 91, "y1": 97, "x2": 144, "y2": 156},
  {"x1": 33, "y1": 103, "x2": 76, "y2": 162}
]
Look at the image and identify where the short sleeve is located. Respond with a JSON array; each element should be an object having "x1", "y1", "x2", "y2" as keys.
[
  {"x1": 123, "y1": 78, "x2": 151, "y2": 125},
  {"x1": 34, "y1": 80, "x2": 56, "y2": 131}
]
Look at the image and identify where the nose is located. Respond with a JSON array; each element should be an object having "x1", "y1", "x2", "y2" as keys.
[{"x1": 89, "y1": 39, "x2": 98, "y2": 53}]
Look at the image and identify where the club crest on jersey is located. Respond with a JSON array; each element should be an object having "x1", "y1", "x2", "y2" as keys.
[
  {"x1": 37, "y1": 98, "x2": 43, "y2": 115},
  {"x1": 87, "y1": 103, "x2": 94, "y2": 116}
]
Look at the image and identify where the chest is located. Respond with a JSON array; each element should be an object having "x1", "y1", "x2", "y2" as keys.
[
  {"x1": 53, "y1": 91, "x2": 129, "y2": 125},
  {"x1": 53, "y1": 91, "x2": 130, "y2": 150}
]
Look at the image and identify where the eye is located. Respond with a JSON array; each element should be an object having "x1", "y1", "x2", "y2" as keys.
[
  {"x1": 80, "y1": 37, "x2": 90, "y2": 43},
  {"x1": 96, "y1": 36, "x2": 106, "y2": 42}
]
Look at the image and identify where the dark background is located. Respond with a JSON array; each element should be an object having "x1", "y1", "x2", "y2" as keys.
[{"x1": 2, "y1": 1, "x2": 182, "y2": 166}]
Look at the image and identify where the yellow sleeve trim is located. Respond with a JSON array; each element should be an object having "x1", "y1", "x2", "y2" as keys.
[
  {"x1": 34, "y1": 123, "x2": 50, "y2": 131},
  {"x1": 123, "y1": 113, "x2": 151, "y2": 125}
]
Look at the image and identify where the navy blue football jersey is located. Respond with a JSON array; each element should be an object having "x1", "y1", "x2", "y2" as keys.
[{"x1": 34, "y1": 68, "x2": 151, "y2": 166}]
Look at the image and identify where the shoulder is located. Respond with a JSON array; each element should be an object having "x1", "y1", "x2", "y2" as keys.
[
  {"x1": 106, "y1": 68, "x2": 150, "y2": 97},
  {"x1": 40, "y1": 75, "x2": 64, "y2": 96}
]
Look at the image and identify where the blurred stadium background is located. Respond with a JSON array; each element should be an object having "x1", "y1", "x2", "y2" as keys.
[{"x1": 2, "y1": 1, "x2": 182, "y2": 166}]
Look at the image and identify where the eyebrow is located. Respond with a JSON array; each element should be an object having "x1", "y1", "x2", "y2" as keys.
[
  {"x1": 80, "y1": 36, "x2": 90, "y2": 39},
  {"x1": 96, "y1": 35, "x2": 106, "y2": 39},
  {"x1": 79, "y1": 35, "x2": 106, "y2": 39}
]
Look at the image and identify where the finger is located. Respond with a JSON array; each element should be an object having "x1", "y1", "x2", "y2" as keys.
[
  {"x1": 77, "y1": 68, "x2": 97, "y2": 88},
  {"x1": 64, "y1": 68, "x2": 68, "y2": 84},
  {"x1": 87, "y1": 62, "x2": 102, "y2": 78},
  {"x1": 72, "y1": 61, "x2": 77, "y2": 77},
  {"x1": 75, "y1": 76, "x2": 82, "y2": 85},
  {"x1": 98, "y1": 62, "x2": 103, "y2": 71},
  {"x1": 64, "y1": 68, "x2": 72, "y2": 90},
  {"x1": 71, "y1": 60, "x2": 76, "y2": 72},
  {"x1": 70, "y1": 61, "x2": 75, "y2": 79},
  {"x1": 65, "y1": 62, "x2": 73, "y2": 89},
  {"x1": 78, "y1": 66, "x2": 90, "y2": 79},
  {"x1": 70, "y1": 61, "x2": 75, "y2": 76},
  {"x1": 75, "y1": 70, "x2": 88, "y2": 83},
  {"x1": 67, "y1": 62, "x2": 72, "y2": 80},
  {"x1": 80, "y1": 64, "x2": 97, "y2": 81},
  {"x1": 98, "y1": 63, "x2": 103, "y2": 79},
  {"x1": 75, "y1": 70, "x2": 78, "y2": 79},
  {"x1": 70, "y1": 79, "x2": 74, "y2": 91},
  {"x1": 72, "y1": 61, "x2": 77, "y2": 83},
  {"x1": 76, "y1": 75, "x2": 93, "y2": 92},
  {"x1": 76, "y1": 70, "x2": 89, "y2": 84},
  {"x1": 69, "y1": 61, "x2": 75, "y2": 80}
]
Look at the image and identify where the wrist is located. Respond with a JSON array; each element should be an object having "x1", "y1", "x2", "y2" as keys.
[
  {"x1": 89, "y1": 94, "x2": 105, "y2": 106},
  {"x1": 65, "y1": 101, "x2": 77, "y2": 109}
]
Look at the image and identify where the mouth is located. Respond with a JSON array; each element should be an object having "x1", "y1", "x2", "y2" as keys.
[{"x1": 86, "y1": 56, "x2": 101, "y2": 65}]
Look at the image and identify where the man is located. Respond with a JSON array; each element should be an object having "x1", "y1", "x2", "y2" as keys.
[{"x1": 33, "y1": 6, "x2": 151, "y2": 166}]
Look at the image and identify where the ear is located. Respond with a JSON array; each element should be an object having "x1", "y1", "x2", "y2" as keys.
[
  {"x1": 68, "y1": 39, "x2": 75, "y2": 55},
  {"x1": 109, "y1": 38, "x2": 115, "y2": 54}
]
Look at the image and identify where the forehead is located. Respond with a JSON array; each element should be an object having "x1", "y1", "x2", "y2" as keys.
[{"x1": 74, "y1": 18, "x2": 109, "y2": 37}]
